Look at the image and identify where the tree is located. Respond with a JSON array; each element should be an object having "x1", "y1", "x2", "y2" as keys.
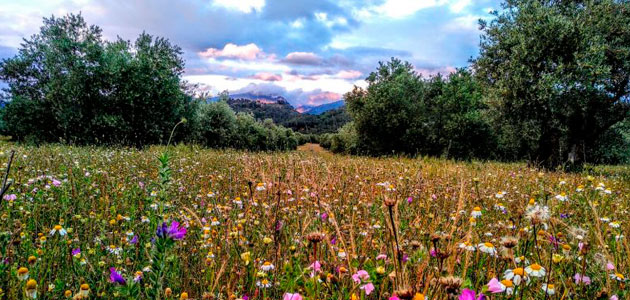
[
  {"x1": 474, "y1": 0, "x2": 630, "y2": 168},
  {"x1": 345, "y1": 58, "x2": 424, "y2": 155},
  {"x1": 0, "y1": 13, "x2": 195, "y2": 146}
]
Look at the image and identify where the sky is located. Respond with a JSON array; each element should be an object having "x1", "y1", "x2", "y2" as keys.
[{"x1": 0, "y1": 0, "x2": 501, "y2": 107}]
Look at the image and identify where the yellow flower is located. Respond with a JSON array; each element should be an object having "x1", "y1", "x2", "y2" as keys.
[
  {"x1": 64, "y1": 290, "x2": 72, "y2": 297},
  {"x1": 180, "y1": 292, "x2": 189, "y2": 300},
  {"x1": 262, "y1": 237, "x2": 272, "y2": 244},
  {"x1": 241, "y1": 252, "x2": 251, "y2": 265}
]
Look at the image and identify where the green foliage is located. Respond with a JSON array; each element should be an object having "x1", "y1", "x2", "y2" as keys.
[
  {"x1": 197, "y1": 101, "x2": 237, "y2": 148},
  {"x1": 0, "y1": 13, "x2": 196, "y2": 146},
  {"x1": 474, "y1": 0, "x2": 630, "y2": 168},
  {"x1": 340, "y1": 59, "x2": 494, "y2": 160}
]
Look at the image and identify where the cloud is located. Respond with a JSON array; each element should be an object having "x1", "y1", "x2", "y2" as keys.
[
  {"x1": 336, "y1": 70, "x2": 362, "y2": 79},
  {"x1": 306, "y1": 91, "x2": 341, "y2": 105},
  {"x1": 249, "y1": 72, "x2": 282, "y2": 81},
  {"x1": 282, "y1": 52, "x2": 323, "y2": 65},
  {"x1": 198, "y1": 43, "x2": 267, "y2": 60},
  {"x1": 213, "y1": 0, "x2": 266, "y2": 14}
]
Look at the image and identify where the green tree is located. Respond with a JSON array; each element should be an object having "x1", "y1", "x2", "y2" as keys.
[
  {"x1": 196, "y1": 101, "x2": 237, "y2": 148},
  {"x1": 345, "y1": 58, "x2": 424, "y2": 155},
  {"x1": 474, "y1": 0, "x2": 630, "y2": 168}
]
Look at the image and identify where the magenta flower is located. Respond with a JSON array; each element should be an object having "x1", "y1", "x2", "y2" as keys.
[
  {"x1": 109, "y1": 268, "x2": 126, "y2": 285},
  {"x1": 389, "y1": 296, "x2": 400, "y2": 300},
  {"x1": 309, "y1": 261, "x2": 321, "y2": 272},
  {"x1": 156, "y1": 221, "x2": 187, "y2": 240},
  {"x1": 283, "y1": 293, "x2": 302, "y2": 300},
  {"x1": 71, "y1": 248, "x2": 81, "y2": 257},
  {"x1": 460, "y1": 289, "x2": 485, "y2": 300},
  {"x1": 407, "y1": 196, "x2": 413, "y2": 204}
]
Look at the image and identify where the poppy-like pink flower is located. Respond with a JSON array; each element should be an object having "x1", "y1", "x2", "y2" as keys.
[
  {"x1": 283, "y1": 293, "x2": 302, "y2": 300},
  {"x1": 487, "y1": 278, "x2": 504, "y2": 293},
  {"x1": 352, "y1": 270, "x2": 370, "y2": 283},
  {"x1": 460, "y1": 289, "x2": 485, "y2": 300},
  {"x1": 361, "y1": 283, "x2": 375, "y2": 295},
  {"x1": 376, "y1": 254, "x2": 387, "y2": 260},
  {"x1": 309, "y1": 261, "x2": 321, "y2": 272}
]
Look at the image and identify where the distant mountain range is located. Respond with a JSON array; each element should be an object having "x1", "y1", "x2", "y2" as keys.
[
  {"x1": 209, "y1": 93, "x2": 345, "y2": 115},
  {"x1": 207, "y1": 93, "x2": 349, "y2": 134}
]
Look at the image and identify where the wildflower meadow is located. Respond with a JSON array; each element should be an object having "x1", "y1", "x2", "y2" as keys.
[{"x1": 0, "y1": 143, "x2": 627, "y2": 299}]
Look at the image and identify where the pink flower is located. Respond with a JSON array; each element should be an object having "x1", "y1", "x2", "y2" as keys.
[
  {"x1": 352, "y1": 270, "x2": 370, "y2": 283},
  {"x1": 283, "y1": 293, "x2": 302, "y2": 300},
  {"x1": 309, "y1": 261, "x2": 321, "y2": 272},
  {"x1": 389, "y1": 296, "x2": 400, "y2": 300},
  {"x1": 407, "y1": 196, "x2": 413, "y2": 204},
  {"x1": 376, "y1": 254, "x2": 387, "y2": 260},
  {"x1": 607, "y1": 262, "x2": 615, "y2": 271},
  {"x1": 610, "y1": 295, "x2": 619, "y2": 300},
  {"x1": 487, "y1": 278, "x2": 504, "y2": 293},
  {"x1": 52, "y1": 179, "x2": 61, "y2": 187},
  {"x1": 574, "y1": 273, "x2": 591, "y2": 285},
  {"x1": 459, "y1": 289, "x2": 485, "y2": 300},
  {"x1": 361, "y1": 283, "x2": 375, "y2": 295}
]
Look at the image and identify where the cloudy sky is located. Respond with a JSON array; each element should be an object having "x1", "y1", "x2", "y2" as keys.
[{"x1": 0, "y1": 0, "x2": 501, "y2": 107}]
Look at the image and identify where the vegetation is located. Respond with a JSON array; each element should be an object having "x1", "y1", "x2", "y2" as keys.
[
  {"x1": 0, "y1": 14, "x2": 298, "y2": 151},
  {"x1": 0, "y1": 143, "x2": 628, "y2": 299}
]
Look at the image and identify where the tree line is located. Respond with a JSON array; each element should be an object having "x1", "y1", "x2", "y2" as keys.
[
  {"x1": 321, "y1": 0, "x2": 630, "y2": 169},
  {"x1": 0, "y1": 14, "x2": 298, "y2": 151}
]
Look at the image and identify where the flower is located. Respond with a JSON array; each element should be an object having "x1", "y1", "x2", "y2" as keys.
[
  {"x1": 79, "y1": 284, "x2": 90, "y2": 297},
  {"x1": 525, "y1": 263, "x2": 546, "y2": 277},
  {"x1": 261, "y1": 261, "x2": 274, "y2": 271},
  {"x1": 283, "y1": 293, "x2": 303, "y2": 300},
  {"x1": 49, "y1": 225, "x2": 67, "y2": 236},
  {"x1": 109, "y1": 268, "x2": 126, "y2": 285},
  {"x1": 459, "y1": 241, "x2": 476, "y2": 251},
  {"x1": 526, "y1": 205, "x2": 550, "y2": 224},
  {"x1": 156, "y1": 221, "x2": 187, "y2": 240},
  {"x1": 471, "y1": 207, "x2": 482, "y2": 218},
  {"x1": 72, "y1": 248, "x2": 81, "y2": 258},
  {"x1": 574, "y1": 273, "x2": 591, "y2": 285},
  {"x1": 360, "y1": 283, "x2": 375, "y2": 295},
  {"x1": 3, "y1": 194, "x2": 16, "y2": 201},
  {"x1": 487, "y1": 278, "x2": 513, "y2": 295},
  {"x1": 504, "y1": 268, "x2": 528, "y2": 285},
  {"x1": 256, "y1": 279, "x2": 272, "y2": 288},
  {"x1": 17, "y1": 267, "x2": 29, "y2": 280},
  {"x1": 478, "y1": 242, "x2": 497, "y2": 255},
  {"x1": 610, "y1": 273, "x2": 625, "y2": 282},
  {"x1": 241, "y1": 252, "x2": 251, "y2": 265},
  {"x1": 459, "y1": 288, "x2": 485, "y2": 300},
  {"x1": 352, "y1": 270, "x2": 370, "y2": 283},
  {"x1": 25, "y1": 279, "x2": 37, "y2": 299},
  {"x1": 555, "y1": 193, "x2": 568, "y2": 202},
  {"x1": 541, "y1": 283, "x2": 555, "y2": 295}
]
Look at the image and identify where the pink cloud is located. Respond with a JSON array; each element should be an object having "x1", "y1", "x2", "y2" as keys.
[
  {"x1": 283, "y1": 52, "x2": 322, "y2": 65},
  {"x1": 249, "y1": 72, "x2": 282, "y2": 81},
  {"x1": 336, "y1": 70, "x2": 362, "y2": 79},
  {"x1": 307, "y1": 91, "x2": 341, "y2": 105},
  {"x1": 198, "y1": 43, "x2": 265, "y2": 60}
]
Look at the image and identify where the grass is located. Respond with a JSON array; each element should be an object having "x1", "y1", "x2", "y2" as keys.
[{"x1": 0, "y1": 143, "x2": 628, "y2": 299}]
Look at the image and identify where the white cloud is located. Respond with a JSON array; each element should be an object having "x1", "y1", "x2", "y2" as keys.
[
  {"x1": 198, "y1": 43, "x2": 266, "y2": 60},
  {"x1": 212, "y1": 0, "x2": 265, "y2": 14},
  {"x1": 449, "y1": 0, "x2": 472, "y2": 13},
  {"x1": 373, "y1": 0, "x2": 448, "y2": 18}
]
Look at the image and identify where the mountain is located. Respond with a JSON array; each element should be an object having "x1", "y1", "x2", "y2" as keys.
[
  {"x1": 207, "y1": 94, "x2": 350, "y2": 134},
  {"x1": 297, "y1": 100, "x2": 345, "y2": 115}
]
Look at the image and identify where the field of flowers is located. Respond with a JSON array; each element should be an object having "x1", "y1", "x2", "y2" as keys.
[{"x1": 0, "y1": 143, "x2": 628, "y2": 300}]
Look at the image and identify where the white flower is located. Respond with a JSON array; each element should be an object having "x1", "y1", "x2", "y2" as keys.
[
  {"x1": 458, "y1": 242, "x2": 475, "y2": 252},
  {"x1": 555, "y1": 193, "x2": 568, "y2": 202},
  {"x1": 49, "y1": 225, "x2": 67, "y2": 237},
  {"x1": 478, "y1": 242, "x2": 497, "y2": 255},
  {"x1": 525, "y1": 263, "x2": 546, "y2": 277},
  {"x1": 471, "y1": 207, "x2": 482, "y2": 218},
  {"x1": 503, "y1": 268, "x2": 528, "y2": 285},
  {"x1": 261, "y1": 261, "x2": 275, "y2": 271},
  {"x1": 609, "y1": 221, "x2": 621, "y2": 228},
  {"x1": 495, "y1": 191, "x2": 506, "y2": 198},
  {"x1": 541, "y1": 283, "x2": 555, "y2": 295}
]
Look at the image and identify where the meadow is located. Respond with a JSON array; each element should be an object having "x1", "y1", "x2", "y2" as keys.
[{"x1": 0, "y1": 143, "x2": 628, "y2": 300}]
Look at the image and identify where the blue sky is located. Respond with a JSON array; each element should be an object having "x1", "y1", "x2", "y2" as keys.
[{"x1": 0, "y1": 0, "x2": 501, "y2": 106}]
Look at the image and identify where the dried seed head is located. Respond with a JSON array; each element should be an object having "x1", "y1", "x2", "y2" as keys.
[
  {"x1": 384, "y1": 197, "x2": 397, "y2": 207},
  {"x1": 394, "y1": 287, "x2": 415, "y2": 300},
  {"x1": 306, "y1": 232, "x2": 325, "y2": 244},
  {"x1": 501, "y1": 236, "x2": 519, "y2": 249},
  {"x1": 438, "y1": 276, "x2": 463, "y2": 295}
]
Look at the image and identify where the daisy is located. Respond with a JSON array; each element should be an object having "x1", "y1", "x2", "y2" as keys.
[
  {"x1": 609, "y1": 221, "x2": 621, "y2": 228},
  {"x1": 261, "y1": 261, "x2": 275, "y2": 271},
  {"x1": 17, "y1": 267, "x2": 29, "y2": 280},
  {"x1": 478, "y1": 242, "x2": 497, "y2": 255},
  {"x1": 338, "y1": 249, "x2": 347, "y2": 259},
  {"x1": 525, "y1": 263, "x2": 546, "y2": 277},
  {"x1": 256, "y1": 183, "x2": 266, "y2": 191},
  {"x1": 256, "y1": 279, "x2": 272, "y2": 288},
  {"x1": 108, "y1": 245, "x2": 122, "y2": 256},
  {"x1": 504, "y1": 267, "x2": 528, "y2": 285},
  {"x1": 495, "y1": 191, "x2": 506, "y2": 198},
  {"x1": 610, "y1": 273, "x2": 625, "y2": 282},
  {"x1": 576, "y1": 185, "x2": 584, "y2": 192},
  {"x1": 49, "y1": 225, "x2": 67, "y2": 236},
  {"x1": 541, "y1": 283, "x2": 555, "y2": 295},
  {"x1": 471, "y1": 207, "x2": 482, "y2": 218},
  {"x1": 555, "y1": 192, "x2": 568, "y2": 202},
  {"x1": 458, "y1": 241, "x2": 476, "y2": 252}
]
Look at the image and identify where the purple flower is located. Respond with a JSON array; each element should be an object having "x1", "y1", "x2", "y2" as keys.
[
  {"x1": 402, "y1": 253, "x2": 409, "y2": 263},
  {"x1": 52, "y1": 179, "x2": 61, "y2": 187},
  {"x1": 407, "y1": 197, "x2": 413, "y2": 204},
  {"x1": 3, "y1": 194, "x2": 16, "y2": 201},
  {"x1": 321, "y1": 212, "x2": 328, "y2": 220},
  {"x1": 459, "y1": 289, "x2": 485, "y2": 300},
  {"x1": 129, "y1": 235, "x2": 138, "y2": 245},
  {"x1": 156, "y1": 221, "x2": 187, "y2": 240},
  {"x1": 574, "y1": 273, "x2": 591, "y2": 285},
  {"x1": 109, "y1": 268, "x2": 126, "y2": 285},
  {"x1": 72, "y1": 248, "x2": 81, "y2": 257}
]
